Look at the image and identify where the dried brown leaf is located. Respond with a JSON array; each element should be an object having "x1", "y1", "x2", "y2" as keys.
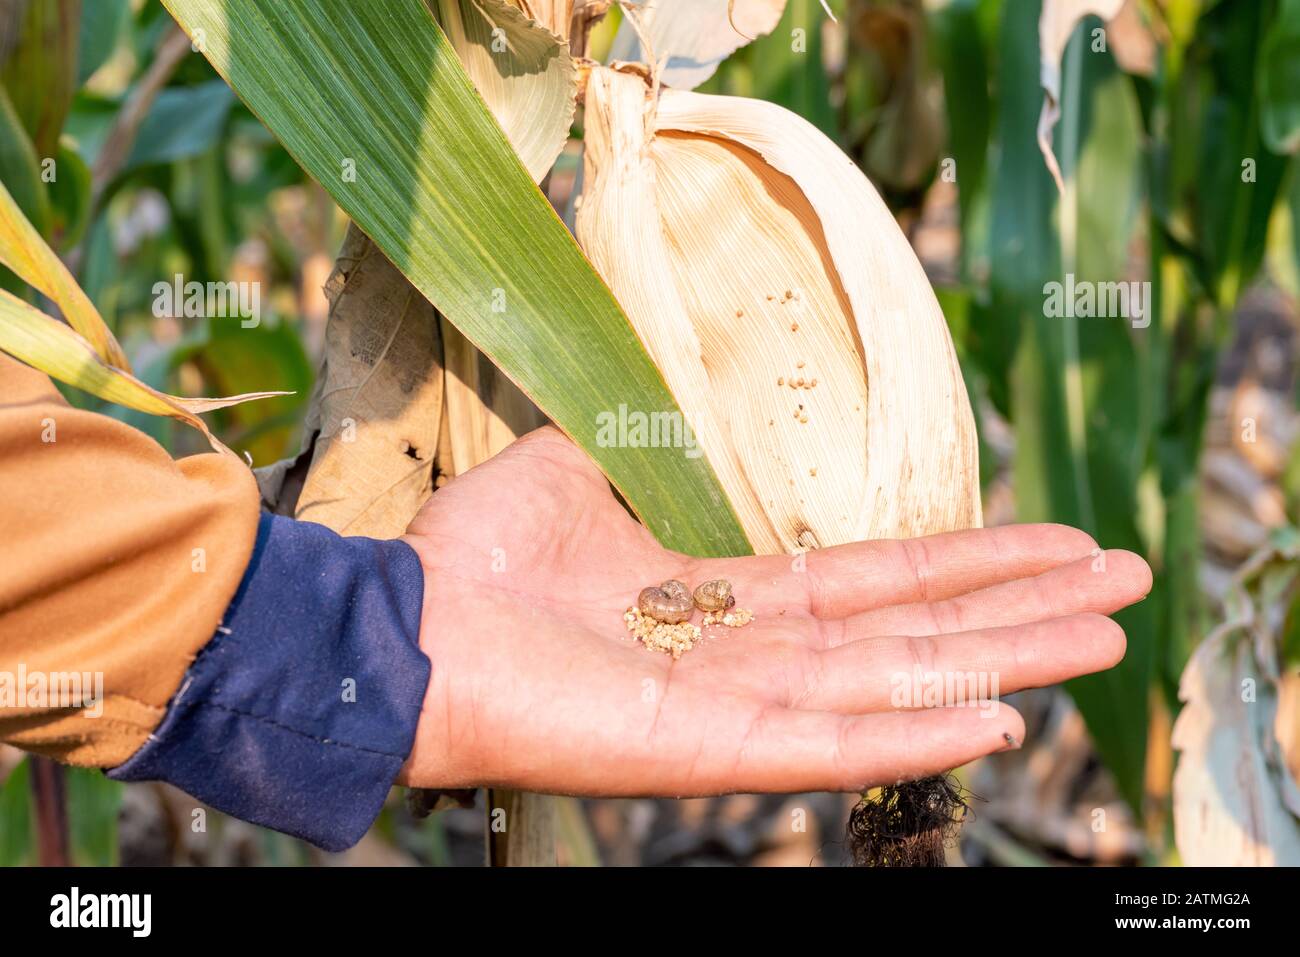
[{"x1": 294, "y1": 224, "x2": 444, "y2": 538}]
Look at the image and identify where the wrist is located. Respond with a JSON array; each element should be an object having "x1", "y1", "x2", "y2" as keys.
[
  {"x1": 395, "y1": 541, "x2": 478, "y2": 790},
  {"x1": 111, "y1": 514, "x2": 431, "y2": 850}
]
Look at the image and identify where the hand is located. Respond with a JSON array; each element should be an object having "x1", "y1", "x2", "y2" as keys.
[{"x1": 398, "y1": 427, "x2": 1151, "y2": 796}]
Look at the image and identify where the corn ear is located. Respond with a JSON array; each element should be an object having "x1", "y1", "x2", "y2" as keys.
[{"x1": 576, "y1": 66, "x2": 980, "y2": 554}]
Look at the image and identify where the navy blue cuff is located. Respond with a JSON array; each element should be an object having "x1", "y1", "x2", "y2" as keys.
[{"x1": 108, "y1": 512, "x2": 430, "y2": 852}]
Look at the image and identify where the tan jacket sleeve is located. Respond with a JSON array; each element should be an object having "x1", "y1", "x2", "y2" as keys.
[{"x1": 0, "y1": 351, "x2": 261, "y2": 767}]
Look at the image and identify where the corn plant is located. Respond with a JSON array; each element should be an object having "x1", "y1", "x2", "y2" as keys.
[
  {"x1": 3, "y1": 0, "x2": 1297, "y2": 867},
  {"x1": 920, "y1": 0, "x2": 1300, "y2": 856},
  {"x1": 1, "y1": 0, "x2": 986, "y2": 865}
]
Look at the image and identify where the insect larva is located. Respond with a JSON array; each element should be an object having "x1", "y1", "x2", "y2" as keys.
[
  {"x1": 638, "y1": 579, "x2": 693, "y2": 624},
  {"x1": 693, "y1": 579, "x2": 735, "y2": 613}
]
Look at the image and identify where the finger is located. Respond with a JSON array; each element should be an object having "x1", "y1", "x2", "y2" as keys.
[
  {"x1": 826, "y1": 548, "x2": 1151, "y2": 646},
  {"x1": 721, "y1": 702, "x2": 1025, "y2": 793},
  {"x1": 793, "y1": 613, "x2": 1125, "y2": 713},
  {"x1": 691, "y1": 523, "x2": 1099, "y2": 619}
]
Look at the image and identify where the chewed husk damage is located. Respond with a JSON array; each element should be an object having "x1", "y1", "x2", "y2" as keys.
[
  {"x1": 624, "y1": 603, "x2": 754, "y2": 657},
  {"x1": 625, "y1": 606, "x2": 701, "y2": 658},
  {"x1": 846, "y1": 775, "x2": 973, "y2": 867},
  {"x1": 702, "y1": 607, "x2": 753, "y2": 627},
  {"x1": 576, "y1": 66, "x2": 982, "y2": 555}
]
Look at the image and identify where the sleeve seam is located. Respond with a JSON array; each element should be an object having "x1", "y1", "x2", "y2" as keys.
[{"x1": 199, "y1": 699, "x2": 407, "y2": 761}]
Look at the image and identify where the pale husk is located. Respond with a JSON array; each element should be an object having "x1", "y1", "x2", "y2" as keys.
[
  {"x1": 1172, "y1": 536, "x2": 1300, "y2": 866},
  {"x1": 432, "y1": 0, "x2": 577, "y2": 183},
  {"x1": 514, "y1": 0, "x2": 576, "y2": 40},
  {"x1": 1036, "y1": 0, "x2": 1126, "y2": 192},
  {"x1": 577, "y1": 65, "x2": 980, "y2": 554},
  {"x1": 439, "y1": 315, "x2": 548, "y2": 475},
  {"x1": 608, "y1": 0, "x2": 786, "y2": 91}
]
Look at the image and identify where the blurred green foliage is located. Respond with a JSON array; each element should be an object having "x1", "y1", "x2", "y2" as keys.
[{"x1": 1, "y1": 0, "x2": 324, "y2": 458}]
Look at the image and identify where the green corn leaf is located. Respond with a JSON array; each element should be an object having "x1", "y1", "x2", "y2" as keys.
[
  {"x1": 931, "y1": 0, "x2": 993, "y2": 277},
  {"x1": 124, "y1": 80, "x2": 236, "y2": 173},
  {"x1": 0, "y1": 84, "x2": 51, "y2": 239},
  {"x1": 988, "y1": 0, "x2": 1153, "y2": 810},
  {"x1": 76, "y1": 0, "x2": 130, "y2": 86},
  {"x1": 1260, "y1": 0, "x2": 1300, "y2": 155},
  {"x1": 159, "y1": 0, "x2": 751, "y2": 557},
  {"x1": 47, "y1": 141, "x2": 91, "y2": 250},
  {"x1": 0, "y1": 0, "x2": 79, "y2": 160},
  {"x1": 66, "y1": 769, "x2": 122, "y2": 867},
  {"x1": 1194, "y1": 0, "x2": 1288, "y2": 308},
  {"x1": 0, "y1": 757, "x2": 32, "y2": 866}
]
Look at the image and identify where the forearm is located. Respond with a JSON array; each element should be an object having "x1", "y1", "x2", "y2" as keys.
[
  {"x1": 0, "y1": 353, "x2": 432, "y2": 850},
  {"x1": 0, "y1": 353, "x2": 261, "y2": 765},
  {"x1": 107, "y1": 512, "x2": 429, "y2": 851}
]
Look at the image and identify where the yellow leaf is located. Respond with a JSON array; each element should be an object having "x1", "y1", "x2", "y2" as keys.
[
  {"x1": 433, "y1": 0, "x2": 577, "y2": 183},
  {"x1": 0, "y1": 289, "x2": 287, "y2": 454},
  {"x1": 0, "y1": 178, "x2": 130, "y2": 370}
]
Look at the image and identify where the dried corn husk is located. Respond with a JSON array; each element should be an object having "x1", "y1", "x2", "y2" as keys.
[
  {"x1": 1037, "y1": 0, "x2": 1126, "y2": 192},
  {"x1": 514, "y1": 0, "x2": 576, "y2": 39},
  {"x1": 609, "y1": 0, "x2": 786, "y2": 91},
  {"x1": 576, "y1": 65, "x2": 980, "y2": 554},
  {"x1": 440, "y1": 316, "x2": 548, "y2": 475},
  {"x1": 286, "y1": 224, "x2": 444, "y2": 537},
  {"x1": 1172, "y1": 531, "x2": 1300, "y2": 865},
  {"x1": 430, "y1": 0, "x2": 576, "y2": 182}
]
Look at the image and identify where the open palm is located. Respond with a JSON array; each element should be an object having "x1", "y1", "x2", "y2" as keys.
[{"x1": 398, "y1": 427, "x2": 1150, "y2": 797}]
